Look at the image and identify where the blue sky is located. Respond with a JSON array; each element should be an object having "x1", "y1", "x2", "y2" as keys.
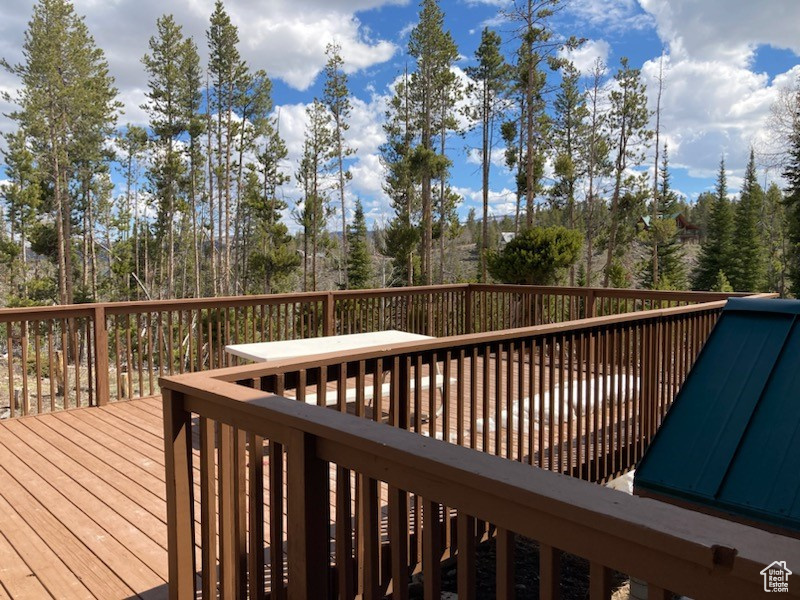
[{"x1": 1, "y1": 0, "x2": 799, "y2": 228}]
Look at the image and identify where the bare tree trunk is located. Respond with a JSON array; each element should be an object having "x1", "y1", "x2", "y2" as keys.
[
  {"x1": 207, "y1": 75, "x2": 218, "y2": 296},
  {"x1": 651, "y1": 54, "x2": 665, "y2": 289}
]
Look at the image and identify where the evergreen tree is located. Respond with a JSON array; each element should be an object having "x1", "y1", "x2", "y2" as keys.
[
  {"x1": 783, "y1": 89, "x2": 800, "y2": 297},
  {"x1": 295, "y1": 100, "x2": 334, "y2": 291},
  {"x1": 142, "y1": 14, "x2": 191, "y2": 297},
  {"x1": 180, "y1": 37, "x2": 205, "y2": 297},
  {"x1": 583, "y1": 58, "x2": 611, "y2": 287},
  {"x1": 347, "y1": 199, "x2": 372, "y2": 289},
  {"x1": 641, "y1": 144, "x2": 686, "y2": 289},
  {"x1": 729, "y1": 150, "x2": 766, "y2": 292},
  {"x1": 323, "y1": 42, "x2": 356, "y2": 288},
  {"x1": 408, "y1": 0, "x2": 458, "y2": 284},
  {"x1": 693, "y1": 158, "x2": 735, "y2": 290},
  {"x1": 207, "y1": 0, "x2": 248, "y2": 294},
  {"x1": 604, "y1": 57, "x2": 652, "y2": 287},
  {"x1": 381, "y1": 68, "x2": 419, "y2": 286},
  {"x1": 763, "y1": 182, "x2": 788, "y2": 295},
  {"x1": 1, "y1": 130, "x2": 41, "y2": 295},
  {"x1": 505, "y1": 0, "x2": 571, "y2": 228},
  {"x1": 551, "y1": 61, "x2": 588, "y2": 284},
  {"x1": 2, "y1": 0, "x2": 119, "y2": 304},
  {"x1": 465, "y1": 27, "x2": 509, "y2": 282}
]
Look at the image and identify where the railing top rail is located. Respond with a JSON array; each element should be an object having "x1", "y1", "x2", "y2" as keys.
[
  {"x1": 0, "y1": 284, "x2": 760, "y2": 322},
  {"x1": 203, "y1": 296, "x2": 747, "y2": 383},
  {"x1": 161, "y1": 374, "x2": 800, "y2": 597},
  {"x1": 469, "y1": 283, "x2": 756, "y2": 301}
]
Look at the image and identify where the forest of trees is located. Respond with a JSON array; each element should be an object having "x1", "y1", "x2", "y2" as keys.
[{"x1": 1, "y1": 0, "x2": 799, "y2": 308}]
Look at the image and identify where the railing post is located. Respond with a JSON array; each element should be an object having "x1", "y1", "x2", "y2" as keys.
[
  {"x1": 287, "y1": 429, "x2": 330, "y2": 599},
  {"x1": 464, "y1": 285, "x2": 473, "y2": 334},
  {"x1": 93, "y1": 305, "x2": 110, "y2": 406},
  {"x1": 163, "y1": 389, "x2": 196, "y2": 600},
  {"x1": 323, "y1": 292, "x2": 335, "y2": 337},
  {"x1": 586, "y1": 289, "x2": 597, "y2": 319}
]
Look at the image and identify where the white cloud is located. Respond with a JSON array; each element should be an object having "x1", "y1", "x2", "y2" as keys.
[
  {"x1": 567, "y1": 0, "x2": 653, "y2": 33},
  {"x1": 272, "y1": 87, "x2": 392, "y2": 230},
  {"x1": 635, "y1": 1, "x2": 800, "y2": 182},
  {"x1": 454, "y1": 186, "x2": 518, "y2": 217},
  {"x1": 639, "y1": 0, "x2": 800, "y2": 66},
  {"x1": 0, "y1": 0, "x2": 401, "y2": 139},
  {"x1": 560, "y1": 39, "x2": 610, "y2": 74}
]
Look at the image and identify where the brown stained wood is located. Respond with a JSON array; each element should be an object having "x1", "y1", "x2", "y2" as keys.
[
  {"x1": 388, "y1": 486, "x2": 409, "y2": 600},
  {"x1": 496, "y1": 528, "x2": 514, "y2": 600},
  {"x1": 286, "y1": 430, "x2": 329, "y2": 599},
  {"x1": 589, "y1": 562, "x2": 612, "y2": 600},
  {"x1": 456, "y1": 513, "x2": 476, "y2": 600},
  {"x1": 218, "y1": 423, "x2": 240, "y2": 599},
  {"x1": 200, "y1": 417, "x2": 218, "y2": 599},
  {"x1": 357, "y1": 474, "x2": 380, "y2": 600},
  {"x1": 647, "y1": 583, "x2": 671, "y2": 600},
  {"x1": 0, "y1": 527, "x2": 53, "y2": 599},
  {"x1": 539, "y1": 543, "x2": 561, "y2": 600},
  {"x1": 422, "y1": 499, "x2": 442, "y2": 600},
  {"x1": 163, "y1": 389, "x2": 196, "y2": 600},
  {"x1": 248, "y1": 433, "x2": 266, "y2": 600},
  {"x1": 270, "y1": 441, "x2": 286, "y2": 600},
  {"x1": 0, "y1": 491, "x2": 93, "y2": 599},
  {"x1": 0, "y1": 436, "x2": 164, "y2": 592}
]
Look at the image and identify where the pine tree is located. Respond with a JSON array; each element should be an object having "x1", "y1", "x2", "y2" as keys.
[
  {"x1": 2, "y1": 0, "x2": 119, "y2": 304},
  {"x1": 729, "y1": 150, "x2": 766, "y2": 292},
  {"x1": 295, "y1": 100, "x2": 334, "y2": 291},
  {"x1": 693, "y1": 158, "x2": 735, "y2": 290},
  {"x1": 604, "y1": 57, "x2": 652, "y2": 287},
  {"x1": 243, "y1": 134, "x2": 298, "y2": 294},
  {"x1": 142, "y1": 14, "x2": 191, "y2": 297},
  {"x1": 347, "y1": 199, "x2": 372, "y2": 289},
  {"x1": 551, "y1": 61, "x2": 588, "y2": 284},
  {"x1": 641, "y1": 144, "x2": 686, "y2": 289},
  {"x1": 783, "y1": 89, "x2": 800, "y2": 297},
  {"x1": 466, "y1": 27, "x2": 509, "y2": 282},
  {"x1": 583, "y1": 59, "x2": 611, "y2": 287},
  {"x1": 323, "y1": 42, "x2": 356, "y2": 288},
  {"x1": 207, "y1": 1, "x2": 248, "y2": 295},
  {"x1": 381, "y1": 68, "x2": 419, "y2": 286},
  {"x1": 1, "y1": 130, "x2": 41, "y2": 295},
  {"x1": 232, "y1": 68, "x2": 275, "y2": 293},
  {"x1": 408, "y1": 0, "x2": 458, "y2": 284},
  {"x1": 763, "y1": 183, "x2": 788, "y2": 295},
  {"x1": 180, "y1": 38, "x2": 205, "y2": 297}
]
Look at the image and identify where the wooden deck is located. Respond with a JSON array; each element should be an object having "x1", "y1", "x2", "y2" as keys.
[
  {"x1": 0, "y1": 355, "x2": 645, "y2": 599},
  {"x1": 0, "y1": 398, "x2": 170, "y2": 599}
]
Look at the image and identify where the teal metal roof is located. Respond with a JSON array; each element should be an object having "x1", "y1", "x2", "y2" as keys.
[{"x1": 634, "y1": 298, "x2": 800, "y2": 534}]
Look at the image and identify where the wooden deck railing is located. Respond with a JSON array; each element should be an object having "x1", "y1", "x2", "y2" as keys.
[
  {"x1": 0, "y1": 284, "x2": 752, "y2": 418},
  {"x1": 207, "y1": 299, "x2": 731, "y2": 483},
  {"x1": 160, "y1": 345, "x2": 799, "y2": 599}
]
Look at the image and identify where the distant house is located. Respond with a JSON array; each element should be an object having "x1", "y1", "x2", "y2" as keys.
[{"x1": 639, "y1": 213, "x2": 702, "y2": 243}]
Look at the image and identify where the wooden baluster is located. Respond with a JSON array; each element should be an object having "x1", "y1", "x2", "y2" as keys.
[
  {"x1": 269, "y1": 441, "x2": 286, "y2": 600},
  {"x1": 422, "y1": 499, "x2": 442, "y2": 600},
  {"x1": 248, "y1": 433, "x2": 266, "y2": 600},
  {"x1": 495, "y1": 528, "x2": 514, "y2": 599},
  {"x1": 200, "y1": 417, "x2": 218, "y2": 599},
  {"x1": 219, "y1": 423, "x2": 241, "y2": 599},
  {"x1": 539, "y1": 544, "x2": 561, "y2": 600},
  {"x1": 163, "y1": 389, "x2": 196, "y2": 600},
  {"x1": 388, "y1": 486, "x2": 409, "y2": 600},
  {"x1": 456, "y1": 513, "x2": 476, "y2": 600},
  {"x1": 357, "y1": 474, "x2": 380, "y2": 600},
  {"x1": 286, "y1": 430, "x2": 330, "y2": 599},
  {"x1": 589, "y1": 563, "x2": 612, "y2": 600}
]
